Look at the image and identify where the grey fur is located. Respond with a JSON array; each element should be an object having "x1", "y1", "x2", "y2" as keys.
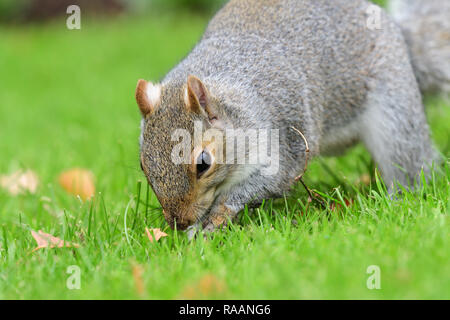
[
  {"x1": 140, "y1": 0, "x2": 437, "y2": 230},
  {"x1": 389, "y1": 0, "x2": 450, "y2": 95}
]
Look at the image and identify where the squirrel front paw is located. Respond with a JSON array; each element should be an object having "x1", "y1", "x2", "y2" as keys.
[
  {"x1": 203, "y1": 204, "x2": 238, "y2": 231},
  {"x1": 186, "y1": 204, "x2": 238, "y2": 240}
]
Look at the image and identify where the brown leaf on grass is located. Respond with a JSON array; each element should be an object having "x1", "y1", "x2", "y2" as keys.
[
  {"x1": 131, "y1": 263, "x2": 145, "y2": 297},
  {"x1": 145, "y1": 228, "x2": 168, "y2": 243},
  {"x1": 58, "y1": 168, "x2": 95, "y2": 200},
  {"x1": 0, "y1": 170, "x2": 39, "y2": 195},
  {"x1": 356, "y1": 173, "x2": 372, "y2": 186},
  {"x1": 179, "y1": 274, "x2": 226, "y2": 299},
  {"x1": 31, "y1": 230, "x2": 80, "y2": 252}
]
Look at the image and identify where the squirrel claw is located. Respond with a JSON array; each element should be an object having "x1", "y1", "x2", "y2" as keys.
[
  {"x1": 185, "y1": 222, "x2": 216, "y2": 241},
  {"x1": 186, "y1": 205, "x2": 237, "y2": 240},
  {"x1": 203, "y1": 205, "x2": 237, "y2": 232},
  {"x1": 186, "y1": 224, "x2": 201, "y2": 241},
  {"x1": 202, "y1": 222, "x2": 217, "y2": 233}
]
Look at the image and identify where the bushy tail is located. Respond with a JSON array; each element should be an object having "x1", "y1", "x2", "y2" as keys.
[{"x1": 389, "y1": 0, "x2": 450, "y2": 96}]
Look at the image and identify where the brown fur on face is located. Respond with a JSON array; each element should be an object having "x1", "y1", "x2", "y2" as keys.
[{"x1": 138, "y1": 78, "x2": 228, "y2": 230}]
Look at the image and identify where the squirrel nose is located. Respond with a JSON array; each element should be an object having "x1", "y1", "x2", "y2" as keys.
[
  {"x1": 163, "y1": 209, "x2": 195, "y2": 231},
  {"x1": 174, "y1": 216, "x2": 196, "y2": 231},
  {"x1": 175, "y1": 221, "x2": 191, "y2": 231}
]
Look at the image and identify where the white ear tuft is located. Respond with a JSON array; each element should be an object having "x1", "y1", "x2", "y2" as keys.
[
  {"x1": 135, "y1": 79, "x2": 161, "y2": 117},
  {"x1": 184, "y1": 87, "x2": 190, "y2": 107},
  {"x1": 146, "y1": 83, "x2": 161, "y2": 107}
]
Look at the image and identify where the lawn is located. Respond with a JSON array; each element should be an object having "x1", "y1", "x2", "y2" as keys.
[{"x1": 0, "y1": 11, "x2": 449, "y2": 300}]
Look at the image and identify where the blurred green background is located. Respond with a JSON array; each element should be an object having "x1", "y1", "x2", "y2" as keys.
[
  {"x1": 0, "y1": 0, "x2": 386, "y2": 22},
  {"x1": 0, "y1": 0, "x2": 225, "y2": 23}
]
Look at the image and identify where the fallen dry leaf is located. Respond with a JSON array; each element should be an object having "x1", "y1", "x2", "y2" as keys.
[
  {"x1": 131, "y1": 262, "x2": 145, "y2": 297},
  {"x1": 58, "y1": 168, "x2": 95, "y2": 200},
  {"x1": 179, "y1": 274, "x2": 226, "y2": 299},
  {"x1": 0, "y1": 170, "x2": 39, "y2": 195},
  {"x1": 31, "y1": 230, "x2": 80, "y2": 252},
  {"x1": 145, "y1": 228, "x2": 168, "y2": 243},
  {"x1": 356, "y1": 173, "x2": 372, "y2": 186}
]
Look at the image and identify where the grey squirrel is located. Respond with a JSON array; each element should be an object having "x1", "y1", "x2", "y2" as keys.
[
  {"x1": 136, "y1": 0, "x2": 440, "y2": 232},
  {"x1": 389, "y1": 0, "x2": 450, "y2": 95}
]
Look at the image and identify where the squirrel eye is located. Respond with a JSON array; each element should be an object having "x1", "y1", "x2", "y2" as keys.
[{"x1": 196, "y1": 150, "x2": 211, "y2": 178}]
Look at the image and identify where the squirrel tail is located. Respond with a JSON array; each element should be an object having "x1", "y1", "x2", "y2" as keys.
[{"x1": 389, "y1": 0, "x2": 450, "y2": 95}]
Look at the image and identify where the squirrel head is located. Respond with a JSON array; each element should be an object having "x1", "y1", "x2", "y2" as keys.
[{"x1": 136, "y1": 75, "x2": 230, "y2": 230}]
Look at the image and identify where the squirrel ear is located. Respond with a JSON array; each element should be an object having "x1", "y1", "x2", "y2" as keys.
[
  {"x1": 186, "y1": 75, "x2": 209, "y2": 114},
  {"x1": 135, "y1": 79, "x2": 160, "y2": 117}
]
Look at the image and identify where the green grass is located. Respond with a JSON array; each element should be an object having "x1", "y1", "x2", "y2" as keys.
[{"x1": 0, "y1": 12, "x2": 449, "y2": 300}]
